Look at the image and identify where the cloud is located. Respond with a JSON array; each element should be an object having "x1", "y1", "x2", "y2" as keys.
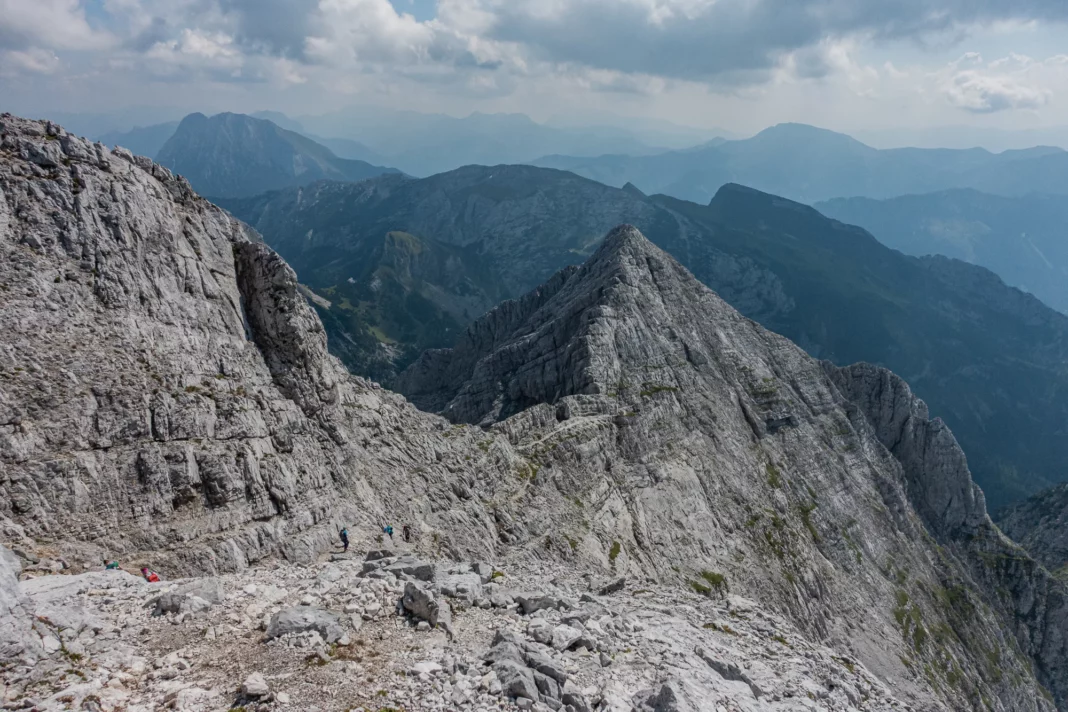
[
  {"x1": 0, "y1": 0, "x2": 113, "y2": 51},
  {"x1": 454, "y1": 0, "x2": 1068, "y2": 84},
  {"x1": 0, "y1": 48, "x2": 62, "y2": 77},
  {"x1": 941, "y1": 56, "x2": 1052, "y2": 112},
  {"x1": 3, "y1": 0, "x2": 1068, "y2": 121}
]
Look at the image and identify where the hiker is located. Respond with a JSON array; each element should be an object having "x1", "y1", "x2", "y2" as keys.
[
  {"x1": 402, "y1": 524, "x2": 411, "y2": 543},
  {"x1": 140, "y1": 567, "x2": 160, "y2": 583},
  {"x1": 104, "y1": 559, "x2": 120, "y2": 570},
  {"x1": 383, "y1": 524, "x2": 394, "y2": 542},
  {"x1": 339, "y1": 527, "x2": 350, "y2": 552}
]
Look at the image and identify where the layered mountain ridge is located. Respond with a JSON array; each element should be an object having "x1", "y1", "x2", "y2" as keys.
[
  {"x1": 534, "y1": 122, "x2": 1068, "y2": 204},
  {"x1": 2, "y1": 114, "x2": 1067, "y2": 710},
  {"x1": 816, "y1": 189, "x2": 1068, "y2": 315},
  {"x1": 223, "y1": 169, "x2": 1068, "y2": 507}
]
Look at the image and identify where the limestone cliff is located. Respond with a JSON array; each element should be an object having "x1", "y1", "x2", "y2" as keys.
[
  {"x1": 0, "y1": 113, "x2": 523, "y2": 576},
  {"x1": 401, "y1": 226, "x2": 1065, "y2": 710},
  {"x1": 997, "y1": 483, "x2": 1068, "y2": 576}
]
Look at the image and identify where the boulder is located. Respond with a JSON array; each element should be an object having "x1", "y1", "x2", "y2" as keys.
[
  {"x1": 598, "y1": 577, "x2": 625, "y2": 595},
  {"x1": 495, "y1": 660, "x2": 539, "y2": 701},
  {"x1": 241, "y1": 672, "x2": 269, "y2": 698},
  {"x1": 471, "y1": 562, "x2": 495, "y2": 584},
  {"x1": 401, "y1": 582, "x2": 453, "y2": 635},
  {"x1": 562, "y1": 680, "x2": 592, "y2": 712},
  {"x1": 516, "y1": 592, "x2": 559, "y2": 615},
  {"x1": 533, "y1": 670, "x2": 561, "y2": 702},
  {"x1": 385, "y1": 556, "x2": 434, "y2": 581},
  {"x1": 527, "y1": 618, "x2": 553, "y2": 645},
  {"x1": 365, "y1": 549, "x2": 394, "y2": 562},
  {"x1": 153, "y1": 579, "x2": 224, "y2": 616},
  {"x1": 549, "y1": 623, "x2": 597, "y2": 652},
  {"x1": 525, "y1": 649, "x2": 568, "y2": 684},
  {"x1": 265, "y1": 608, "x2": 346, "y2": 644},
  {"x1": 439, "y1": 572, "x2": 483, "y2": 601},
  {"x1": 632, "y1": 680, "x2": 699, "y2": 712}
]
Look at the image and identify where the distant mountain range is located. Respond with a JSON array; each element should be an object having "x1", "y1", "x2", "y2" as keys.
[
  {"x1": 155, "y1": 113, "x2": 400, "y2": 198},
  {"x1": 92, "y1": 108, "x2": 700, "y2": 178},
  {"x1": 535, "y1": 123, "x2": 1068, "y2": 204},
  {"x1": 219, "y1": 167, "x2": 1068, "y2": 507},
  {"x1": 816, "y1": 189, "x2": 1068, "y2": 315}
]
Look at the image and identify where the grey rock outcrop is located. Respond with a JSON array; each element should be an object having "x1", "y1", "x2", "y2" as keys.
[
  {"x1": 402, "y1": 582, "x2": 453, "y2": 636},
  {"x1": 265, "y1": 607, "x2": 345, "y2": 644},
  {"x1": 997, "y1": 483, "x2": 1068, "y2": 575},
  {"x1": 483, "y1": 630, "x2": 584, "y2": 709},
  {"x1": 0, "y1": 113, "x2": 527, "y2": 577},
  {"x1": 0, "y1": 546, "x2": 39, "y2": 662},
  {"x1": 828, "y1": 362, "x2": 1068, "y2": 708}
]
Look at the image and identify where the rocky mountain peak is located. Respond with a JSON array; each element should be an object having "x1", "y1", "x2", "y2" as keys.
[
  {"x1": 399, "y1": 223, "x2": 1068, "y2": 709},
  {"x1": 399, "y1": 222, "x2": 760, "y2": 425},
  {"x1": 4, "y1": 114, "x2": 1068, "y2": 710}
]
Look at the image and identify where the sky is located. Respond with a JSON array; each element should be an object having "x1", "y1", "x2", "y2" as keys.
[{"x1": 3, "y1": 0, "x2": 1068, "y2": 139}]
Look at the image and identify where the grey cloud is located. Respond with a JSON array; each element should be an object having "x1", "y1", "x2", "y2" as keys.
[
  {"x1": 215, "y1": 0, "x2": 318, "y2": 58},
  {"x1": 480, "y1": 0, "x2": 1068, "y2": 82}
]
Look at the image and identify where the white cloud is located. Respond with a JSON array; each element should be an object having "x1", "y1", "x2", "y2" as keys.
[
  {"x1": 0, "y1": 0, "x2": 113, "y2": 51},
  {"x1": 0, "y1": 48, "x2": 62, "y2": 77},
  {"x1": 944, "y1": 70, "x2": 1050, "y2": 112},
  {"x1": 939, "y1": 52, "x2": 1055, "y2": 113}
]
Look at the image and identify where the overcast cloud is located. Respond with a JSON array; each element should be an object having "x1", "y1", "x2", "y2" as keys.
[{"x1": 2, "y1": 0, "x2": 1068, "y2": 136}]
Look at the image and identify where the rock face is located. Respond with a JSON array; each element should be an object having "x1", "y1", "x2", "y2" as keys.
[
  {"x1": 3, "y1": 114, "x2": 1066, "y2": 710},
  {"x1": 401, "y1": 225, "x2": 1066, "y2": 710},
  {"x1": 997, "y1": 483, "x2": 1068, "y2": 575},
  {"x1": 828, "y1": 363, "x2": 1068, "y2": 708},
  {"x1": 0, "y1": 113, "x2": 525, "y2": 576},
  {"x1": 156, "y1": 112, "x2": 399, "y2": 198}
]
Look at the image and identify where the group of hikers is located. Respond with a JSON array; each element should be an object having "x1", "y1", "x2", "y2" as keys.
[
  {"x1": 338, "y1": 523, "x2": 412, "y2": 552},
  {"x1": 103, "y1": 559, "x2": 161, "y2": 582}
]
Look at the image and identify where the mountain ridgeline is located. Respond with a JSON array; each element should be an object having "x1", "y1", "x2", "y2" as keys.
[
  {"x1": 221, "y1": 168, "x2": 1068, "y2": 507},
  {"x1": 3, "y1": 115, "x2": 1068, "y2": 710},
  {"x1": 816, "y1": 189, "x2": 1068, "y2": 315},
  {"x1": 155, "y1": 112, "x2": 400, "y2": 198},
  {"x1": 534, "y1": 123, "x2": 1068, "y2": 204}
]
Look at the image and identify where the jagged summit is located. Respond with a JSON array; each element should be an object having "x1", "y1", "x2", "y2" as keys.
[
  {"x1": 587, "y1": 222, "x2": 650, "y2": 260},
  {"x1": 398, "y1": 223, "x2": 751, "y2": 424},
  {"x1": 399, "y1": 223, "x2": 1068, "y2": 709}
]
